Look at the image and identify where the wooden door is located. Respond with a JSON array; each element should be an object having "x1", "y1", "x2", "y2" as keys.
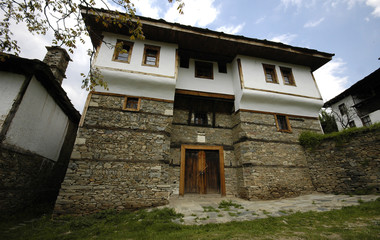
[{"x1": 184, "y1": 149, "x2": 220, "y2": 194}]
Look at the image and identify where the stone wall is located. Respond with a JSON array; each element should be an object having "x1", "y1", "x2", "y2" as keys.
[
  {"x1": 0, "y1": 118, "x2": 78, "y2": 214},
  {"x1": 305, "y1": 129, "x2": 380, "y2": 194},
  {"x1": 54, "y1": 93, "x2": 175, "y2": 215},
  {"x1": 233, "y1": 111, "x2": 320, "y2": 200}
]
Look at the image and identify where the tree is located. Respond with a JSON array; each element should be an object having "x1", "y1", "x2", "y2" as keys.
[
  {"x1": 330, "y1": 106, "x2": 358, "y2": 130},
  {"x1": 319, "y1": 109, "x2": 338, "y2": 133},
  {"x1": 0, "y1": 0, "x2": 184, "y2": 90}
]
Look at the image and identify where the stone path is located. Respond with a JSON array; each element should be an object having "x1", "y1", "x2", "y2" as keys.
[{"x1": 162, "y1": 193, "x2": 379, "y2": 225}]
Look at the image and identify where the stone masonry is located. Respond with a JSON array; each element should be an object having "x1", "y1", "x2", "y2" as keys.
[
  {"x1": 305, "y1": 129, "x2": 380, "y2": 194},
  {"x1": 54, "y1": 93, "x2": 176, "y2": 214}
]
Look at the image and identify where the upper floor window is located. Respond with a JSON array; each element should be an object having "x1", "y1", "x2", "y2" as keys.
[
  {"x1": 275, "y1": 114, "x2": 292, "y2": 132},
  {"x1": 142, "y1": 45, "x2": 160, "y2": 67},
  {"x1": 361, "y1": 116, "x2": 372, "y2": 127},
  {"x1": 112, "y1": 40, "x2": 133, "y2": 63},
  {"x1": 263, "y1": 64, "x2": 278, "y2": 83},
  {"x1": 195, "y1": 61, "x2": 213, "y2": 79},
  {"x1": 123, "y1": 97, "x2": 140, "y2": 111},
  {"x1": 338, "y1": 103, "x2": 347, "y2": 115},
  {"x1": 280, "y1": 67, "x2": 296, "y2": 86}
]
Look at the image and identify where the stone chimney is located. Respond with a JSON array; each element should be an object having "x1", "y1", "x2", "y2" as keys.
[{"x1": 43, "y1": 46, "x2": 72, "y2": 85}]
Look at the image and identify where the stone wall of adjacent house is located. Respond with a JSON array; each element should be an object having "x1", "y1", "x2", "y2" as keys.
[
  {"x1": 54, "y1": 93, "x2": 175, "y2": 215},
  {"x1": 305, "y1": 129, "x2": 380, "y2": 194},
  {"x1": 233, "y1": 111, "x2": 321, "y2": 200},
  {"x1": 0, "y1": 119, "x2": 78, "y2": 214}
]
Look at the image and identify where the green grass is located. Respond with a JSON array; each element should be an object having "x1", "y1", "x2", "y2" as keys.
[
  {"x1": 218, "y1": 200, "x2": 243, "y2": 211},
  {"x1": 1, "y1": 199, "x2": 379, "y2": 240},
  {"x1": 299, "y1": 122, "x2": 380, "y2": 149}
]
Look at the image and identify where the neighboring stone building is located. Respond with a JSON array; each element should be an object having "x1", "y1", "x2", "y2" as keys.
[
  {"x1": 54, "y1": 8, "x2": 334, "y2": 214},
  {"x1": 0, "y1": 47, "x2": 80, "y2": 214},
  {"x1": 323, "y1": 68, "x2": 380, "y2": 131}
]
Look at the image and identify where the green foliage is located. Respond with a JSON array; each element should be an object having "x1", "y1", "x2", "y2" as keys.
[
  {"x1": 202, "y1": 206, "x2": 220, "y2": 212},
  {"x1": 1, "y1": 200, "x2": 380, "y2": 240},
  {"x1": 299, "y1": 122, "x2": 380, "y2": 149},
  {"x1": 319, "y1": 109, "x2": 338, "y2": 133},
  {"x1": 218, "y1": 200, "x2": 243, "y2": 211}
]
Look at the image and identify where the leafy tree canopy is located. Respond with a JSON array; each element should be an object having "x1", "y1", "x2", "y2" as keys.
[{"x1": 0, "y1": 0, "x2": 184, "y2": 90}]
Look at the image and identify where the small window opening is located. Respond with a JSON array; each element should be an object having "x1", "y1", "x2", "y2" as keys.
[
  {"x1": 361, "y1": 116, "x2": 372, "y2": 127},
  {"x1": 338, "y1": 104, "x2": 347, "y2": 115},
  {"x1": 276, "y1": 115, "x2": 291, "y2": 132},
  {"x1": 113, "y1": 40, "x2": 133, "y2": 63},
  {"x1": 124, "y1": 97, "x2": 140, "y2": 111},
  {"x1": 280, "y1": 67, "x2": 295, "y2": 85},
  {"x1": 263, "y1": 64, "x2": 278, "y2": 83},
  {"x1": 142, "y1": 45, "x2": 160, "y2": 67},
  {"x1": 195, "y1": 61, "x2": 213, "y2": 79}
]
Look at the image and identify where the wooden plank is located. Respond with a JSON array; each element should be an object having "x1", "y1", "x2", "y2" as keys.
[
  {"x1": 79, "y1": 92, "x2": 92, "y2": 127},
  {"x1": 219, "y1": 146, "x2": 226, "y2": 196},
  {"x1": 244, "y1": 86, "x2": 322, "y2": 100},
  {"x1": 179, "y1": 145, "x2": 186, "y2": 196},
  {"x1": 91, "y1": 91, "x2": 174, "y2": 103},
  {"x1": 175, "y1": 89, "x2": 235, "y2": 100},
  {"x1": 239, "y1": 109, "x2": 319, "y2": 120},
  {"x1": 237, "y1": 58, "x2": 244, "y2": 89}
]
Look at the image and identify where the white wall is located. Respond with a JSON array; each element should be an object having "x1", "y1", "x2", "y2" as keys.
[
  {"x1": 176, "y1": 59, "x2": 234, "y2": 95},
  {"x1": 0, "y1": 72, "x2": 25, "y2": 130},
  {"x1": 4, "y1": 77, "x2": 69, "y2": 161},
  {"x1": 240, "y1": 56, "x2": 321, "y2": 98},
  {"x1": 93, "y1": 32, "x2": 178, "y2": 100},
  {"x1": 369, "y1": 110, "x2": 380, "y2": 124}
]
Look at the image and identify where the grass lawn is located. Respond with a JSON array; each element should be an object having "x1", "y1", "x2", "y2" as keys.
[{"x1": 1, "y1": 198, "x2": 379, "y2": 240}]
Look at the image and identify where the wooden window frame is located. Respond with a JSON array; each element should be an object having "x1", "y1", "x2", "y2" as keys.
[
  {"x1": 142, "y1": 44, "x2": 160, "y2": 67},
  {"x1": 193, "y1": 112, "x2": 208, "y2": 126},
  {"x1": 280, "y1": 67, "x2": 296, "y2": 86},
  {"x1": 123, "y1": 96, "x2": 141, "y2": 111},
  {"x1": 263, "y1": 64, "x2": 278, "y2": 84},
  {"x1": 179, "y1": 145, "x2": 226, "y2": 196},
  {"x1": 275, "y1": 114, "x2": 292, "y2": 132},
  {"x1": 195, "y1": 61, "x2": 214, "y2": 79},
  {"x1": 112, "y1": 40, "x2": 134, "y2": 63}
]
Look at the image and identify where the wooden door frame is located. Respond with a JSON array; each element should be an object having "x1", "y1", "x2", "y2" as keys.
[{"x1": 179, "y1": 145, "x2": 226, "y2": 196}]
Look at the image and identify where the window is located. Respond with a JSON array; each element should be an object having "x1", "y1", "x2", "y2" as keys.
[
  {"x1": 123, "y1": 97, "x2": 140, "y2": 111},
  {"x1": 338, "y1": 104, "x2": 347, "y2": 115},
  {"x1": 275, "y1": 115, "x2": 291, "y2": 132},
  {"x1": 280, "y1": 67, "x2": 295, "y2": 86},
  {"x1": 194, "y1": 112, "x2": 208, "y2": 126},
  {"x1": 195, "y1": 61, "x2": 213, "y2": 79},
  {"x1": 361, "y1": 116, "x2": 372, "y2": 127},
  {"x1": 349, "y1": 120, "x2": 356, "y2": 128},
  {"x1": 112, "y1": 40, "x2": 133, "y2": 63},
  {"x1": 218, "y1": 62, "x2": 227, "y2": 73},
  {"x1": 142, "y1": 45, "x2": 160, "y2": 67},
  {"x1": 263, "y1": 64, "x2": 278, "y2": 83}
]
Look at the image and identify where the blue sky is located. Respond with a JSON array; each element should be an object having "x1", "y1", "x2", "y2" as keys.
[{"x1": 10, "y1": 0, "x2": 380, "y2": 111}]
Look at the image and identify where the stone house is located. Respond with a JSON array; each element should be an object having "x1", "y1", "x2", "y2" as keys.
[
  {"x1": 54, "y1": 8, "x2": 334, "y2": 214},
  {"x1": 323, "y1": 68, "x2": 380, "y2": 130},
  {"x1": 0, "y1": 47, "x2": 80, "y2": 214}
]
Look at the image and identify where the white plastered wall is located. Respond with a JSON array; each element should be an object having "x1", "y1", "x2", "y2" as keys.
[
  {"x1": 93, "y1": 32, "x2": 177, "y2": 100},
  {"x1": 369, "y1": 110, "x2": 380, "y2": 124},
  {"x1": 0, "y1": 72, "x2": 25, "y2": 130},
  {"x1": 176, "y1": 59, "x2": 234, "y2": 95},
  {"x1": 4, "y1": 77, "x2": 69, "y2": 161},
  {"x1": 237, "y1": 55, "x2": 324, "y2": 117}
]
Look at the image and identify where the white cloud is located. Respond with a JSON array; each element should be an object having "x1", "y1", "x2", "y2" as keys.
[
  {"x1": 304, "y1": 17, "x2": 325, "y2": 28},
  {"x1": 270, "y1": 33, "x2": 297, "y2": 44},
  {"x1": 216, "y1": 23, "x2": 245, "y2": 35},
  {"x1": 280, "y1": 0, "x2": 304, "y2": 9},
  {"x1": 255, "y1": 17, "x2": 265, "y2": 24},
  {"x1": 366, "y1": 0, "x2": 380, "y2": 17},
  {"x1": 314, "y1": 58, "x2": 349, "y2": 101},
  {"x1": 131, "y1": 0, "x2": 161, "y2": 19},
  {"x1": 164, "y1": 0, "x2": 219, "y2": 27}
]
